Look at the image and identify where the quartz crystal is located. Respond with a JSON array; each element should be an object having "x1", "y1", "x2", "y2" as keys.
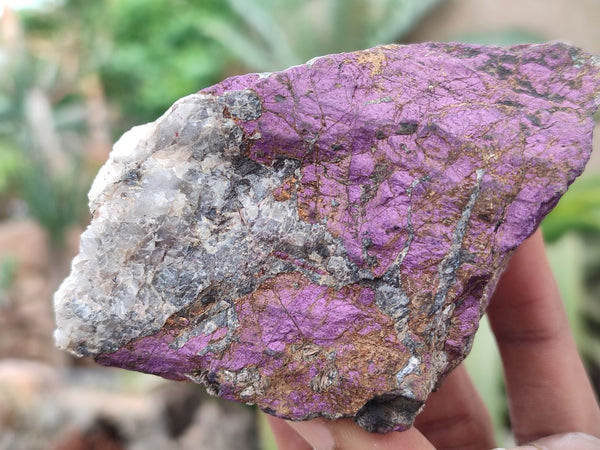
[{"x1": 54, "y1": 42, "x2": 600, "y2": 432}]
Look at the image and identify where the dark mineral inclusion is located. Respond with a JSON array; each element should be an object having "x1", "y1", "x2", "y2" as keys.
[{"x1": 54, "y1": 42, "x2": 600, "y2": 433}]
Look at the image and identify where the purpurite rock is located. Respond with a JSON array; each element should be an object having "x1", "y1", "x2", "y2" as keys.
[{"x1": 54, "y1": 42, "x2": 600, "y2": 433}]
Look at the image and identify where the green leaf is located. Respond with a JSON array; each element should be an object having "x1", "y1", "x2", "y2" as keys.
[
  {"x1": 542, "y1": 174, "x2": 600, "y2": 242},
  {"x1": 465, "y1": 316, "x2": 506, "y2": 442},
  {"x1": 546, "y1": 234, "x2": 587, "y2": 348},
  {"x1": 454, "y1": 29, "x2": 544, "y2": 46},
  {"x1": 0, "y1": 255, "x2": 17, "y2": 297},
  {"x1": 16, "y1": 156, "x2": 88, "y2": 245},
  {"x1": 205, "y1": 0, "x2": 447, "y2": 72},
  {"x1": 0, "y1": 141, "x2": 22, "y2": 194},
  {"x1": 227, "y1": 0, "x2": 299, "y2": 68},
  {"x1": 257, "y1": 410, "x2": 278, "y2": 450},
  {"x1": 369, "y1": 0, "x2": 443, "y2": 46},
  {"x1": 199, "y1": 17, "x2": 277, "y2": 72}
]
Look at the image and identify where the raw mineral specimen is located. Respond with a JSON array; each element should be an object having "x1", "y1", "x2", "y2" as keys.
[{"x1": 54, "y1": 42, "x2": 600, "y2": 433}]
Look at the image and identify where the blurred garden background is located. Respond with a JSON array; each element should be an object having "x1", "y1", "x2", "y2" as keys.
[{"x1": 0, "y1": 0, "x2": 599, "y2": 448}]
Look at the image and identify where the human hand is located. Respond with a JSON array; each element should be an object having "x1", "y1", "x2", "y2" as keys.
[{"x1": 265, "y1": 230, "x2": 600, "y2": 449}]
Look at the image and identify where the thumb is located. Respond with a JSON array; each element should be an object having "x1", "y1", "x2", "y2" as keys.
[
  {"x1": 286, "y1": 418, "x2": 435, "y2": 450},
  {"x1": 498, "y1": 432, "x2": 600, "y2": 450}
]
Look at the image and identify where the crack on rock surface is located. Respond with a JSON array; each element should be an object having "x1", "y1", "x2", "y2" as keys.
[{"x1": 54, "y1": 42, "x2": 600, "y2": 433}]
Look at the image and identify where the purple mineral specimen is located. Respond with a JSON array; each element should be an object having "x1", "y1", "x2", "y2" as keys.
[{"x1": 54, "y1": 42, "x2": 600, "y2": 433}]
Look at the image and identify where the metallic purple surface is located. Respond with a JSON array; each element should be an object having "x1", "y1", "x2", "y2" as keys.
[{"x1": 57, "y1": 42, "x2": 600, "y2": 433}]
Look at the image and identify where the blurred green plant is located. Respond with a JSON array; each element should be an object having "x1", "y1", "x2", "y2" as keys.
[
  {"x1": 464, "y1": 317, "x2": 505, "y2": 442},
  {"x1": 542, "y1": 174, "x2": 600, "y2": 242},
  {"x1": 546, "y1": 231, "x2": 600, "y2": 357},
  {"x1": 99, "y1": 0, "x2": 232, "y2": 127},
  {"x1": 0, "y1": 254, "x2": 17, "y2": 307},
  {"x1": 201, "y1": 0, "x2": 443, "y2": 72},
  {"x1": 0, "y1": 144, "x2": 21, "y2": 194},
  {"x1": 16, "y1": 157, "x2": 88, "y2": 244},
  {"x1": 455, "y1": 29, "x2": 543, "y2": 46},
  {"x1": 0, "y1": 5, "x2": 91, "y2": 243},
  {"x1": 0, "y1": 143, "x2": 21, "y2": 217},
  {"x1": 546, "y1": 234, "x2": 587, "y2": 344},
  {"x1": 257, "y1": 411, "x2": 277, "y2": 450}
]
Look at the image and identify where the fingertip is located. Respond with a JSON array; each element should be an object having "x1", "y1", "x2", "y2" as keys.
[
  {"x1": 286, "y1": 418, "x2": 435, "y2": 450},
  {"x1": 503, "y1": 432, "x2": 600, "y2": 450},
  {"x1": 266, "y1": 415, "x2": 313, "y2": 450},
  {"x1": 285, "y1": 419, "x2": 336, "y2": 450},
  {"x1": 487, "y1": 228, "x2": 600, "y2": 441},
  {"x1": 415, "y1": 365, "x2": 495, "y2": 449}
]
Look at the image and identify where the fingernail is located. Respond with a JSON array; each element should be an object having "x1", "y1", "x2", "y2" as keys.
[
  {"x1": 504, "y1": 446, "x2": 542, "y2": 450},
  {"x1": 286, "y1": 419, "x2": 335, "y2": 450},
  {"x1": 494, "y1": 446, "x2": 538, "y2": 450},
  {"x1": 515, "y1": 432, "x2": 600, "y2": 450}
]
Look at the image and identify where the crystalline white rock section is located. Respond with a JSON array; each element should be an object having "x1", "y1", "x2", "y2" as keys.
[{"x1": 54, "y1": 91, "x2": 357, "y2": 357}]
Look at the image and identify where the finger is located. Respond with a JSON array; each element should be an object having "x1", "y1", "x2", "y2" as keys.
[
  {"x1": 487, "y1": 230, "x2": 600, "y2": 443},
  {"x1": 286, "y1": 417, "x2": 435, "y2": 450},
  {"x1": 503, "y1": 432, "x2": 600, "y2": 450},
  {"x1": 266, "y1": 415, "x2": 312, "y2": 450},
  {"x1": 415, "y1": 364, "x2": 495, "y2": 449}
]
